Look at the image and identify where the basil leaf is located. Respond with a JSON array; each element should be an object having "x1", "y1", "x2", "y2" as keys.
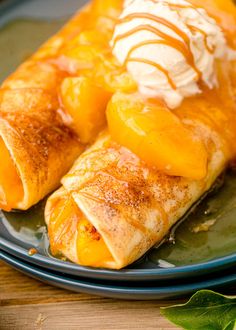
[{"x1": 161, "y1": 290, "x2": 236, "y2": 330}]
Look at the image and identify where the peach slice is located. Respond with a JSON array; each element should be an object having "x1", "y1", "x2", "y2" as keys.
[
  {"x1": 93, "y1": 58, "x2": 137, "y2": 94},
  {"x1": 174, "y1": 61, "x2": 236, "y2": 158},
  {"x1": 61, "y1": 44, "x2": 104, "y2": 73},
  {"x1": 107, "y1": 93, "x2": 208, "y2": 180},
  {"x1": 60, "y1": 77, "x2": 111, "y2": 144},
  {"x1": 57, "y1": 29, "x2": 111, "y2": 75}
]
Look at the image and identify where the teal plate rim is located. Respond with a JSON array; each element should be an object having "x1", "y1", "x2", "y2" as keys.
[
  {"x1": 1, "y1": 235, "x2": 236, "y2": 282},
  {"x1": 1, "y1": 250, "x2": 235, "y2": 300}
]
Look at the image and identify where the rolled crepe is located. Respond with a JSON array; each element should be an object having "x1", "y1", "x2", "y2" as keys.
[
  {"x1": 44, "y1": 0, "x2": 236, "y2": 269},
  {"x1": 0, "y1": 6, "x2": 95, "y2": 211},
  {"x1": 45, "y1": 123, "x2": 228, "y2": 269},
  {"x1": 45, "y1": 51, "x2": 236, "y2": 269}
]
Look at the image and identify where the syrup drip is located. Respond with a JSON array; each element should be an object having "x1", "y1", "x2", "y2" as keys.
[
  {"x1": 113, "y1": 13, "x2": 203, "y2": 89},
  {"x1": 166, "y1": 3, "x2": 194, "y2": 10},
  {"x1": 120, "y1": 13, "x2": 191, "y2": 45},
  {"x1": 188, "y1": 25, "x2": 214, "y2": 54},
  {"x1": 28, "y1": 248, "x2": 38, "y2": 256},
  {"x1": 101, "y1": 15, "x2": 118, "y2": 23},
  {"x1": 150, "y1": 0, "x2": 194, "y2": 9}
]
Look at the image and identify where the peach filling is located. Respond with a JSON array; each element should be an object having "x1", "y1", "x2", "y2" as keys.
[
  {"x1": 107, "y1": 93, "x2": 208, "y2": 180},
  {"x1": 48, "y1": 191, "x2": 114, "y2": 267},
  {"x1": 0, "y1": 138, "x2": 23, "y2": 211},
  {"x1": 60, "y1": 77, "x2": 111, "y2": 144}
]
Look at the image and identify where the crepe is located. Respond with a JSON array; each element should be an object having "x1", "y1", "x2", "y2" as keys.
[
  {"x1": 0, "y1": 0, "x2": 127, "y2": 211},
  {"x1": 0, "y1": 6, "x2": 100, "y2": 211},
  {"x1": 45, "y1": 65, "x2": 236, "y2": 269},
  {"x1": 45, "y1": 120, "x2": 228, "y2": 270},
  {"x1": 45, "y1": 0, "x2": 236, "y2": 270}
]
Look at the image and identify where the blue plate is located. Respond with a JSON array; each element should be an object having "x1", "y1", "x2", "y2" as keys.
[
  {"x1": 0, "y1": 0, "x2": 236, "y2": 287},
  {"x1": 1, "y1": 250, "x2": 235, "y2": 300},
  {"x1": 1, "y1": 233, "x2": 236, "y2": 283}
]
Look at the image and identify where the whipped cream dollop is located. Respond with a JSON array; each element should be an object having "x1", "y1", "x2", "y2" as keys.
[{"x1": 111, "y1": 0, "x2": 236, "y2": 108}]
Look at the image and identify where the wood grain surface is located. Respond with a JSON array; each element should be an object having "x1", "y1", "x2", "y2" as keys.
[{"x1": 0, "y1": 260, "x2": 182, "y2": 330}]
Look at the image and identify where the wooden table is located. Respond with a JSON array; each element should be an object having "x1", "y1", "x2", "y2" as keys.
[{"x1": 0, "y1": 260, "x2": 181, "y2": 330}]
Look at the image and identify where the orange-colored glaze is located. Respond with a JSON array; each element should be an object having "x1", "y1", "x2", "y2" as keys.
[
  {"x1": 61, "y1": 27, "x2": 110, "y2": 57},
  {"x1": 61, "y1": 44, "x2": 108, "y2": 73},
  {"x1": 60, "y1": 76, "x2": 111, "y2": 144},
  {"x1": 48, "y1": 190, "x2": 113, "y2": 267},
  {"x1": 174, "y1": 61, "x2": 236, "y2": 159},
  {"x1": 119, "y1": 13, "x2": 191, "y2": 45},
  {"x1": 92, "y1": 57, "x2": 137, "y2": 93},
  {"x1": 150, "y1": 0, "x2": 193, "y2": 6},
  {"x1": 168, "y1": 4, "x2": 194, "y2": 10},
  {"x1": 114, "y1": 13, "x2": 201, "y2": 80},
  {"x1": 107, "y1": 93, "x2": 208, "y2": 180},
  {"x1": 127, "y1": 57, "x2": 176, "y2": 90},
  {"x1": 0, "y1": 138, "x2": 23, "y2": 211},
  {"x1": 187, "y1": 25, "x2": 214, "y2": 53},
  {"x1": 28, "y1": 248, "x2": 38, "y2": 256}
]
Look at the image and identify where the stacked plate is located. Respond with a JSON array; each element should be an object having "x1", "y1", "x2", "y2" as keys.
[
  {"x1": 1, "y1": 206, "x2": 236, "y2": 300},
  {"x1": 0, "y1": 0, "x2": 236, "y2": 300}
]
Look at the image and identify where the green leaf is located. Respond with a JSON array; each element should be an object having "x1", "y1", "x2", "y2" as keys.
[
  {"x1": 161, "y1": 290, "x2": 236, "y2": 330},
  {"x1": 224, "y1": 320, "x2": 236, "y2": 330}
]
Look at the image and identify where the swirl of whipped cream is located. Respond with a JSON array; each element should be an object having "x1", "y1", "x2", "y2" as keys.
[{"x1": 111, "y1": 0, "x2": 235, "y2": 108}]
